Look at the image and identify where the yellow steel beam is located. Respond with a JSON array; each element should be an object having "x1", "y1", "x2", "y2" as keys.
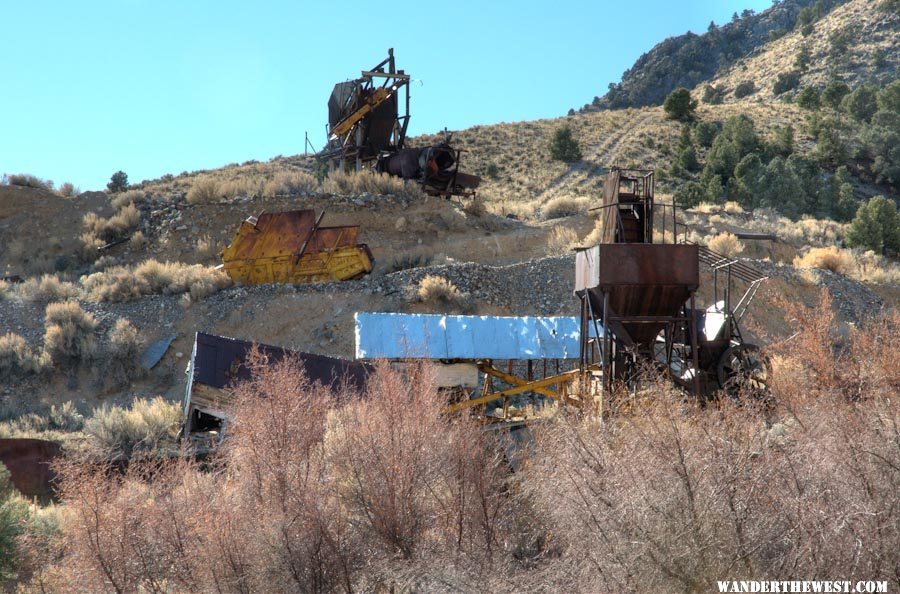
[
  {"x1": 445, "y1": 369, "x2": 581, "y2": 414},
  {"x1": 478, "y1": 364, "x2": 561, "y2": 400},
  {"x1": 329, "y1": 87, "x2": 393, "y2": 140}
]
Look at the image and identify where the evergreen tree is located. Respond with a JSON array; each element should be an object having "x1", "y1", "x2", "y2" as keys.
[
  {"x1": 796, "y1": 87, "x2": 821, "y2": 110},
  {"x1": 822, "y1": 80, "x2": 850, "y2": 109},
  {"x1": 663, "y1": 88, "x2": 697, "y2": 121},
  {"x1": 759, "y1": 157, "x2": 803, "y2": 216},
  {"x1": 549, "y1": 126, "x2": 582, "y2": 163},
  {"x1": 107, "y1": 170, "x2": 129, "y2": 193},
  {"x1": 841, "y1": 85, "x2": 878, "y2": 123},
  {"x1": 846, "y1": 196, "x2": 900, "y2": 255},
  {"x1": 732, "y1": 153, "x2": 766, "y2": 208},
  {"x1": 673, "y1": 181, "x2": 706, "y2": 208}
]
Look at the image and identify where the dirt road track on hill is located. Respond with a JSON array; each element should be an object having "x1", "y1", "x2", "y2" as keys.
[{"x1": 538, "y1": 110, "x2": 654, "y2": 203}]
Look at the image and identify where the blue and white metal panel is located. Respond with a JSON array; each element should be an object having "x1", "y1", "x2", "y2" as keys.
[{"x1": 355, "y1": 312, "x2": 600, "y2": 360}]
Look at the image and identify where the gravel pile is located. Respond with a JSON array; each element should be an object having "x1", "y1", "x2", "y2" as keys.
[{"x1": 753, "y1": 259, "x2": 885, "y2": 323}]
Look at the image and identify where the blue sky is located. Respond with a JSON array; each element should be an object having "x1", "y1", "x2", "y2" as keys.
[{"x1": 1, "y1": 0, "x2": 772, "y2": 191}]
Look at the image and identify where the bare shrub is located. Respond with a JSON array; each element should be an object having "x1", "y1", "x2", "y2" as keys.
[
  {"x1": 78, "y1": 231, "x2": 104, "y2": 262},
  {"x1": 82, "y1": 203, "x2": 141, "y2": 243},
  {"x1": 691, "y1": 201, "x2": 721, "y2": 214},
  {"x1": 525, "y1": 364, "x2": 900, "y2": 592},
  {"x1": 195, "y1": 235, "x2": 217, "y2": 261},
  {"x1": 416, "y1": 275, "x2": 469, "y2": 310},
  {"x1": 328, "y1": 362, "x2": 509, "y2": 564},
  {"x1": 128, "y1": 230, "x2": 147, "y2": 248},
  {"x1": 2, "y1": 174, "x2": 53, "y2": 191},
  {"x1": 42, "y1": 301, "x2": 98, "y2": 367},
  {"x1": 581, "y1": 218, "x2": 607, "y2": 246},
  {"x1": 387, "y1": 252, "x2": 433, "y2": 273},
  {"x1": 323, "y1": 169, "x2": 424, "y2": 200},
  {"x1": 707, "y1": 232, "x2": 745, "y2": 257},
  {"x1": 80, "y1": 259, "x2": 231, "y2": 302},
  {"x1": 57, "y1": 182, "x2": 78, "y2": 198},
  {"x1": 110, "y1": 189, "x2": 145, "y2": 210},
  {"x1": 96, "y1": 318, "x2": 144, "y2": 388},
  {"x1": 0, "y1": 333, "x2": 47, "y2": 379},
  {"x1": 262, "y1": 170, "x2": 319, "y2": 197},
  {"x1": 26, "y1": 359, "x2": 511, "y2": 592},
  {"x1": 13, "y1": 274, "x2": 79, "y2": 303},
  {"x1": 462, "y1": 198, "x2": 486, "y2": 217},
  {"x1": 49, "y1": 401, "x2": 84, "y2": 432},
  {"x1": 541, "y1": 195, "x2": 590, "y2": 220},
  {"x1": 84, "y1": 397, "x2": 180, "y2": 459},
  {"x1": 186, "y1": 176, "x2": 221, "y2": 204},
  {"x1": 793, "y1": 245, "x2": 852, "y2": 275},
  {"x1": 547, "y1": 225, "x2": 578, "y2": 255},
  {"x1": 723, "y1": 200, "x2": 744, "y2": 213},
  {"x1": 24, "y1": 298, "x2": 895, "y2": 590},
  {"x1": 770, "y1": 290, "x2": 899, "y2": 401},
  {"x1": 219, "y1": 175, "x2": 264, "y2": 199},
  {"x1": 792, "y1": 246, "x2": 900, "y2": 284}
]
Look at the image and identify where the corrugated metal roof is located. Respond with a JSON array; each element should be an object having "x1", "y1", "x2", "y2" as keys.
[
  {"x1": 191, "y1": 332, "x2": 370, "y2": 391},
  {"x1": 355, "y1": 313, "x2": 600, "y2": 360}
]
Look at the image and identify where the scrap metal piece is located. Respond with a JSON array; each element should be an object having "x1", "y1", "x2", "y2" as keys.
[
  {"x1": 140, "y1": 335, "x2": 177, "y2": 370},
  {"x1": 183, "y1": 332, "x2": 371, "y2": 438},
  {"x1": 355, "y1": 313, "x2": 599, "y2": 361},
  {"x1": 0, "y1": 438, "x2": 60, "y2": 499},
  {"x1": 220, "y1": 209, "x2": 373, "y2": 285}
]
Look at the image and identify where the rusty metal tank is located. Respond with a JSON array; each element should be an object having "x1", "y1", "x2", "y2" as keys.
[
  {"x1": 0, "y1": 438, "x2": 61, "y2": 500},
  {"x1": 220, "y1": 209, "x2": 373, "y2": 285}
]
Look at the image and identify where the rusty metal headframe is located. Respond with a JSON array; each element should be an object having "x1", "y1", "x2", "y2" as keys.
[{"x1": 321, "y1": 49, "x2": 411, "y2": 171}]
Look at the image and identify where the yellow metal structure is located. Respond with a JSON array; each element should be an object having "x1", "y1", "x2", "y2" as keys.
[
  {"x1": 329, "y1": 86, "x2": 394, "y2": 140},
  {"x1": 444, "y1": 364, "x2": 584, "y2": 414},
  {"x1": 220, "y1": 210, "x2": 373, "y2": 285}
]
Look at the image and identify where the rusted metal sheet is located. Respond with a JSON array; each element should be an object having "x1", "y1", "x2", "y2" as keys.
[
  {"x1": 0, "y1": 438, "x2": 60, "y2": 499},
  {"x1": 576, "y1": 244, "x2": 699, "y2": 290},
  {"x1": 577, "y1": 244, "x2": 698, "y2": 347},
  {"x1": 220, "y1": 210, "x2": 373, "y2": 285}
]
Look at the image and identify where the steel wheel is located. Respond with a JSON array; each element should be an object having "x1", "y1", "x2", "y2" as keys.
[{"x1": 716, "y1": 343, "x2": 770, "y2": 400}]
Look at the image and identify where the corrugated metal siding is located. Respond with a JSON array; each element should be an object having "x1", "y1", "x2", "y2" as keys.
[{"x1": 355, "y1": 313, "x2": 599, "y2": 360}]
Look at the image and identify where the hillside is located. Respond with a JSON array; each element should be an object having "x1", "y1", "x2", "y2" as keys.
[
  {"x1": 0, "y1": 0, "x2": 897, "y2": 427},
  {"x1": 702, "y1": 0, "x2": 899, "y2": 101},
  {"x1": 583, "y1": 0, "x2": 896, "y2": 112}
]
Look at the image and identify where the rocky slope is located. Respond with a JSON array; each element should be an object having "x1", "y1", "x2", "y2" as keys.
[{"x1": 581, "y1": 0, "x2": 897, "y2": 112}]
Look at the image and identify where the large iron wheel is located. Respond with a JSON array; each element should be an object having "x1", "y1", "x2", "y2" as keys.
[{"x1": 716, "y1": 343, "x2": 770, "y2": 400}]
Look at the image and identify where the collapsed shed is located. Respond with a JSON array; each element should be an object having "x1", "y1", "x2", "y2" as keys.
[{"x1": 182, "y1": 332, "x2": 370, "y2": 438}]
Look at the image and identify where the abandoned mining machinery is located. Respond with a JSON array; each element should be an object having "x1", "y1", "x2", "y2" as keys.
[
  {"x1": 356, "y1": 168, "x2": 771, "y2": 423},
  {"x1": 320, "y1": 49, "x2": 481, "y2": 198},
  {"x1": 575, "y1": 167, "x2": 770, "y2": 401},
  {"x1": 219, "y1": 209, "x2": 373, "y2": 285}
]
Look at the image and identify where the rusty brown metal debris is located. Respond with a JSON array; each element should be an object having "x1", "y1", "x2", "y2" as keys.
[
  {"x1": 220, "y1": 209, "x2": 373, "y2": 285},
  {"x1": 0, "y1": 438, "x2": 60, "y2": 499}
]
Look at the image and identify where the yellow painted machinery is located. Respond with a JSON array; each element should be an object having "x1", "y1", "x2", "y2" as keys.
[{"x1": 220, "y1": 209, "x2": 373, "y2": 285}]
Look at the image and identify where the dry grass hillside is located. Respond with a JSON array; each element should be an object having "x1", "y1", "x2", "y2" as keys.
[
  {"x1": 420, "y1": 102, "x2": 823, "y2": 218},
  {"x1": 703, "y1": 0, "x2": 898, "y2": 102}
]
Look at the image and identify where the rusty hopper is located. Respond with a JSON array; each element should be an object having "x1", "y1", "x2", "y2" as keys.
[{"x1": 220, "y1": 209, "x2": 373, "y2": 285}]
